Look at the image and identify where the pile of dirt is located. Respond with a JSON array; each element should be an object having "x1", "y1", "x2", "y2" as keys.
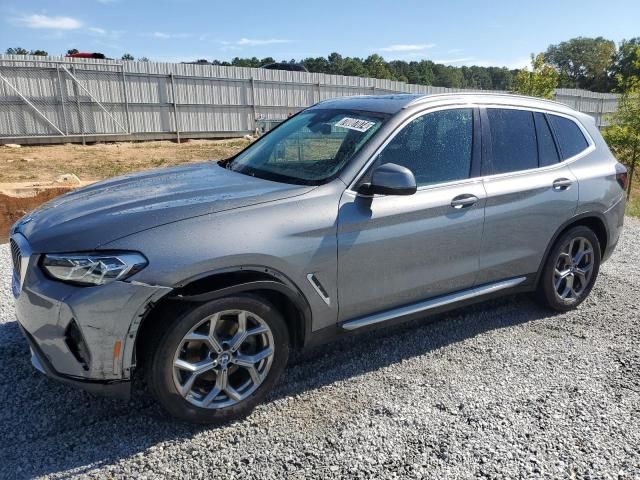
[{"x1": 0, "y1": 187, "x2": 73, "y2": 241}]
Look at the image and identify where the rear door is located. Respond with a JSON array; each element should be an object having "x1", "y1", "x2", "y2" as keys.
[
  {"x1": 477, "y1": 107, "x2": 579, "y2": 285},
  {"x1": 337, "y1": 107, "x2": 486, "y2": 321}
]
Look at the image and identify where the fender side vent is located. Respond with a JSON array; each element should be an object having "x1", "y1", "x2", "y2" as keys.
[{"x1": 307, "y1": 273, "x2": 331, "y2": 306}]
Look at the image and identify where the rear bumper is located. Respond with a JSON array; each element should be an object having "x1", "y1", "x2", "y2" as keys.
[
  {"x1": 602, "y1": 195, "x2": 626, "y2": 262},
  {"x1": 18, "y1": 322, "x2": 131, "y2": 399}
]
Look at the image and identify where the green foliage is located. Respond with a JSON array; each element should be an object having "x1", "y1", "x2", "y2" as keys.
[
  {"x1": 603, "y1": 87, "x2": 640, "y2": 199},
  {"x1": 545, "y1": 37, "x2": 616, "y2": 92},
  {"x1": 611, "y1": 39, "x2": 640, "y2": 92},
  {"x1": 512, "y1": 53, "x2": 559, "y2": 99},
  {"x1": 5, "y1": 47, "x2": 29, "y2": 55},
  {"x1": 121, "y1": 53, "x2": 134, "y2": 61},
  {"x1": 299, "y1": 52, "x2": 515, "y2": 89},
  {"x1": 66, "y1": 49, "x2": 79, "y2": 55},
  {"x1": 5, "y1": 47, "x2": 49, "y2": 56}
]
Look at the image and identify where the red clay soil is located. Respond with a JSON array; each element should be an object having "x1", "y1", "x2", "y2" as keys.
[{"x1": 0, "y1": 188, "x2": 71, "y2": 242}]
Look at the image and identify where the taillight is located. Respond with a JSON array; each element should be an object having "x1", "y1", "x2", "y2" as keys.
[{"x1": 615, "y1": 163, "x2": 628, "y2": 191}]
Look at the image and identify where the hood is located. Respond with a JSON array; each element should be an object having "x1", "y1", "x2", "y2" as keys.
[{"x1": 16, "y1": 162, "x2": 313, "y2": 252}]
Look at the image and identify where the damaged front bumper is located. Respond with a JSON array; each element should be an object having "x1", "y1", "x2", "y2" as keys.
[
  {"x1": 19, "y1": 322, "x2": 132, "y2": 399},
  {"x1": 13, "y1": 236, "x2": 171, "y2": 396}
]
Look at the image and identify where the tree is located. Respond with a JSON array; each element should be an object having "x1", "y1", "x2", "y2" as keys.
[
  {"x1": 363, "y1": 54, "x2": 392, "y2": 79},
  {"x1": 5, "y1": 47, "x2": 29, "y2": 55},
  {"x1": 67, "y1": 49, "x2": 79, "y2": 55},
  {"x1": 29, "y1": 49, "x2": 48, "y2": 56},
  {"x1": 121, "y1": 53, "x2": 134, "y2": 61},
  {"x1": 545, "y1": 37, "x2": 616, "y2": 92},
  {"x1": 602, "y1": 54, "x2": 640, "y2": 199},
  {"x1": 610, "y1": 38, "x2": 640, "y2": 92},
  {"x1": 139, "y1": 57, "x2": 150, "y2": 62},
  {"x1": 603, "y1": 93, "x2": 640, "y2": 198},
  {"x1": 512, "y1": 53, "x2": 559, "y2": 99}
]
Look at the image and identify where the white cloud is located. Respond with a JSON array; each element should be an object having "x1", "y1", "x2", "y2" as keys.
[
  {"x1": 222, "y1": 38, "x2": 290, "y2": 47},
  {"x1": 378, "y1": 44, "x2": 435, "y2": 52},
  {"x1": 88, "y1": 27, "x2": 124, "y2": 40},
  {"x1": 142, "y1": 32, "x2": 193, "y2": 39},
  {"x1": 466, "y1": 57, "x2": 531, "y2": 69},
  {"x1": 15, "y1": 14, "x2": 83, "y2": 30},
  {"x1": 433, "y1": 57, "x2": 475, "y2": 65}
]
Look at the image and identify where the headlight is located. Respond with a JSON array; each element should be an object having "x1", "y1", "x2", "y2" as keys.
[{"x1": 41, "y1": 252, "x2": 147, "y2": 286}]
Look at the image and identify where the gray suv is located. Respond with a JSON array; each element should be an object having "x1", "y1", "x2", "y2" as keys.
[{"x1": 11, "y1": 93, "x2": 627, "y2": 423}]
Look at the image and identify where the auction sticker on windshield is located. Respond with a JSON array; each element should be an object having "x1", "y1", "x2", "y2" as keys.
[{"x1": 334, "y1": 117, "x2": 376, "y2": 132}]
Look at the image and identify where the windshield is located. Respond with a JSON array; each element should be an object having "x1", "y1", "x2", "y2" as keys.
[{"x1": 227, "y1": 109, "x2": 389, "y2": 185}]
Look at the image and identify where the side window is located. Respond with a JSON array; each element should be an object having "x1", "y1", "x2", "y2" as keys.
[
  {"x1": 534, "y1": 112, "x2": 560, "y2": 167},
  {"x1": 486, "y1": 109, "x2": 537, "y2": 174},
  {"x1": 375, "y1": 108, "x2": 473, "y2": 187},
  {"x1": 547, "y1": 114, "x2": 589, "y2": 160}
]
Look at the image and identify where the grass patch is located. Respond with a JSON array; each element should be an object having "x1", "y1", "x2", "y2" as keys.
[
  {"x1": 626, "y1": 180, "x2": 640, "y2": 217},
  {"x1": 626, "y1": 195, "x2": 640, "y2": 217}
]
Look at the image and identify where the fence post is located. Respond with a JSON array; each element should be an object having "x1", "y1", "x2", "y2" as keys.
[
  {"x1": 250, "y1": 77, "x2": 257, "y2": 133},
  {"x1": 316, "y1": 82, "x2": 321, "y2": 104},
  {"x1": 121, "y1": 66, "x2": 131, "y2": 134},
  {"x1": 55, "y1": 65, "x2": 68, "y2": 135},
  {"x1": 71, "y1": 65, "x2": 86, "y2": 145},
  {"x1": 170, "y1": 73, "x2": 181, "y2": 143}
]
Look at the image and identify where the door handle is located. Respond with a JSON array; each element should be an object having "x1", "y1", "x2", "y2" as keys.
[
  {"x1": 450, "y1": 194, "x2": 478, "y2": 209},
  {"x1": 552, "y1": 178, "x2": 573, "y2": 191}
]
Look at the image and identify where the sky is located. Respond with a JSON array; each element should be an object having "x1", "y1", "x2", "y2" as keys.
[{"x1": 1, "y1": 0, "x2": 639, "y2": 69}]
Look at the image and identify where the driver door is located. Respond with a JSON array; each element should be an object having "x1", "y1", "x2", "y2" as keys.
[{"x1": 337, "y1": 107, "x2": 486, "y2": 321}]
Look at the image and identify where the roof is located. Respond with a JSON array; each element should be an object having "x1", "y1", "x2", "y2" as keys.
[
  {"x1": 313, "y1": 94, "x2": 423, "y2": 114},
  {"x1": 313, "y1": 92, "x2": 581, "y2": 117}
]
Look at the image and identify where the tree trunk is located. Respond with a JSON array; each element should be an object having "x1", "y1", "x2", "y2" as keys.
[{"x1": 628, "y1": 143, "x2": 637, "y2": 199}]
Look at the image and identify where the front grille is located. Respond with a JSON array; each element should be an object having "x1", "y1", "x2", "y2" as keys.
[{"x1": 10, "y1": 239, "x2": 21, "y2": 279}]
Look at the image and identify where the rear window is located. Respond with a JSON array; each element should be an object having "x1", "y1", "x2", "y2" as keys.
[
  {"x1": 487, "y1": 109, "x2": 537, "y2": 175},
  {"x1": 548, "y1": 114, "x2": 589, "y2": 160}
]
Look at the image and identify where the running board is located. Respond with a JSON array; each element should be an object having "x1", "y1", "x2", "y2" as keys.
[{"x1": 341, "y1": 277, "x2": 527, "y2": 331}]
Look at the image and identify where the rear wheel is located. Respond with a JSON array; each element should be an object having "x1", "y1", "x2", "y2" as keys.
[
  {"x1": 536, "y1": 226, "x2": 601, "y2": 311},
  {"x1": 148, "y1": 295, "x2": 289, "y2": 424}
]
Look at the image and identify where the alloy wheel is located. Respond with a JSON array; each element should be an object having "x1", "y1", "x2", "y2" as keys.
[
  {"x1": 172, "y1": 309, "x2": 275, "y2": 409},
  {"x1": 553, "y1": 236, "x2": 594, "y2": 303}
]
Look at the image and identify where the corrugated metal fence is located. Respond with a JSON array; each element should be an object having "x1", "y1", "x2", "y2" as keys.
[{"x1": 0, "y1": 55, "x2": 621, "y2": 145}]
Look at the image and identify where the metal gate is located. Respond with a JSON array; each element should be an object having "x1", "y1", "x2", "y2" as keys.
[{"x1": 0, "y1": 59, "x2": 130, "y2": 141}]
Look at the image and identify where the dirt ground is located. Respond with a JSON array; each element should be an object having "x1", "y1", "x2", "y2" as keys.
[
  {"x1": 0, "y1": 138, "x2": 250, "y2": 184},
  {"x1": 0, "y1": 139, "x2": 251, "y2": 241}
]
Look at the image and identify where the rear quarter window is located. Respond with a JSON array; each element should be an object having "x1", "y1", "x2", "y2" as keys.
[{"x1": 548, "y1": 114, "x2": 589, "y2": 160}]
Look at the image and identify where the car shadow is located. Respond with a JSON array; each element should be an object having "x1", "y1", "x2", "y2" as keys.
[{"x1": 0, "y1": 294, "x2": 555, "y2": 479}]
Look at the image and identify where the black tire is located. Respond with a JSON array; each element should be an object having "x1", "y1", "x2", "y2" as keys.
[
  {"x1": 148, "y1": 295, "x2": 289, "y2": 424},
  {"x1": 536, "y1": 226, "x2": 601, "y2": 312}
]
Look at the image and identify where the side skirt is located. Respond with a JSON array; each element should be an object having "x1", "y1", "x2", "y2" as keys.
[{"x1": 341, "y1": 276, "x2": 527, "y2": 331}]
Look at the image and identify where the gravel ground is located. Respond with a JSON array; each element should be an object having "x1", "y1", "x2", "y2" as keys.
[{"x1": 0, "y1": 219, "x2": 639, "y2": 480}]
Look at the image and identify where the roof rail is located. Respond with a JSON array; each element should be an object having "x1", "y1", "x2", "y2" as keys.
[{"x1": 404, "y1": 91, "x2": 568, "y2": 109}]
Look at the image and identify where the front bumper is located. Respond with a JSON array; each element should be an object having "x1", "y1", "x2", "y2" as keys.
[
  {"x1": 12, "y1": 233, "x2": 171, "y2": 388},
  {"x1": 19, "y1": 322, "x2": 131, "y2": 399}
]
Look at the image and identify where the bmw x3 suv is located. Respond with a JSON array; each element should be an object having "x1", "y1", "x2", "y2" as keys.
[{"x1": 11, "y1": 93, "x2": 627, "y2": 423}]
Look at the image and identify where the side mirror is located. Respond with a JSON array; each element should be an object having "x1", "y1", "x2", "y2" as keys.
[{"x1": 358, "y1": 163, "x2": 417, "y2": 196}]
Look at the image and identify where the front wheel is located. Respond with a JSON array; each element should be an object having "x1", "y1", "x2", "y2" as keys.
[
  {"x1": 536, "y1": 226, "x2": 601, "y2": 312},
  {"x1": 148, "y1": 295, "x2": 289, "y2": 424}
]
